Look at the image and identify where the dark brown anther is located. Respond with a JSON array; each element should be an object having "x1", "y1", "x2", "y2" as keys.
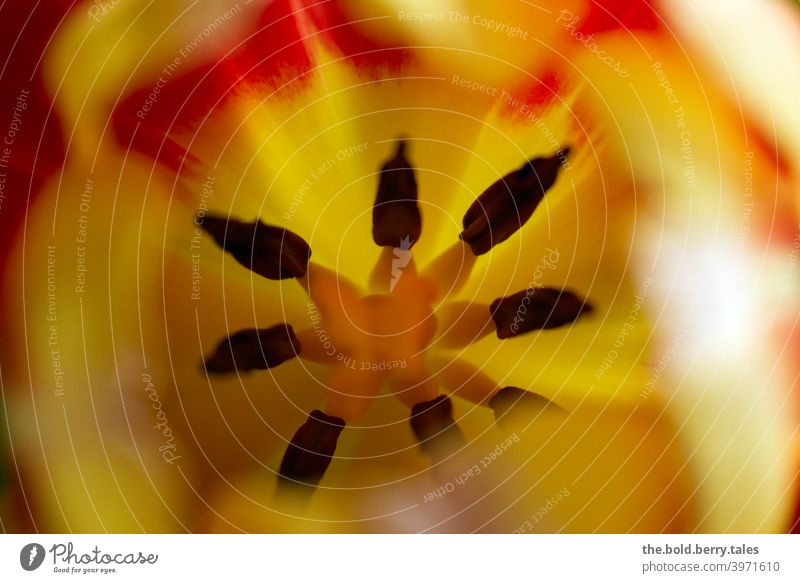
[
  {"x1": 489, "y1": 386, "x2": 564, "y2": 429},
  {"x1": 200, "y1": 215, "x2": 311, "y2": 279},
  {"x1": 372, "y1": 139, "x2": 422, "y2": 248},
  {"x1": 278, "y1": 410, "x2": 346, "y2": 488},
  {"x1": 490, "y1": 287, "x2": 591, "y2": 339},
  {"x1": 460, "y1": 148, "x2": 570, "y2": 255},
  {"x1": 203, "y1": 324, "x2": 301, "y2": 374},
  {"x1": 409, "y1": 395, "x2": 465, "y2": 458}
]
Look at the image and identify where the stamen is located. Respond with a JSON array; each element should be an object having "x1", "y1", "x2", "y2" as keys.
[
  {"x1": 490, "y1": 287, "x2": 591, "y2": 339},
  {"x1": 372, "y1": 139, "x2": 422, "y2": 248},
  {"x1": 489, "y1": 386, "x2": 564, "y2": 429},
  {"x1": 197, "y1": 138, "x2": 589, "y2": 484},
  {"x1": 459, "y1": 148, "x2": 570, "y2": 255},
  {"x1": 430, "y1": 355, "x2": 499, "y2": 405},
  {"x1": 423, "y1": 240, "x2": 477, "y2": 301},
  {"x1": 433, "y1": 301, "x2": 493, "y2": 349},
  {"x1": 386, "y1": 357, "x2": 439, "y2": 408},
  {"x1": 409, "y1": 395, "x2": 465, "y2": 458},
  {"x1": 297, "y1": 262, "x2": 361, "y2": 321},
  {"x1": 278, "y1": 410, "x2": 345, "y2": 489},
  {"x1": 368, "y1": 245, "x2": 418, "y2": 294},
  {"x1": 203, "y1": 324, "x2": 300, "y2": 374},
  {"x1": 201, "y1": 215, "x2": 311, "y2": 279}
]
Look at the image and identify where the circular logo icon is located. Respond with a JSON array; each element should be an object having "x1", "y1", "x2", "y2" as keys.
[{"x1": 20, "y1": 543, "x2": 46, "y2": 571}]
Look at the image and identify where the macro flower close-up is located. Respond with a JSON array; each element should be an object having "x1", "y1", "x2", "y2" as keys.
[{"x1": 0, "y1": 0, "x2": 798, "y2": 536}]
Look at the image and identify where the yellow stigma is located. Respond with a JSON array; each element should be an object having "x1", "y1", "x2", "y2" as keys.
[{"x1": 297, "y1": 253, "x2": 441, "y2": 422}]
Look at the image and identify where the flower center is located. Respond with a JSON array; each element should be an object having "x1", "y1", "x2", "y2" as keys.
[
  {"x1": 348, "y1": 287, "x2": 438, "y2": 356},
  {"x1": 200, "y1": 138, "x2": 589, "y2": 492},
  {"x1": 296, "y1": 258, "x2": 442, "y2": 421}
]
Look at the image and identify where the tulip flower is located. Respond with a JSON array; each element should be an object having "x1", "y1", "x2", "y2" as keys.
[{"x1": 0, "y1": 0, "x2": 798, "y2": 534}]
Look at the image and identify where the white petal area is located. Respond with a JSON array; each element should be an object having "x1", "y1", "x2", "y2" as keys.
[
  {"x1": 564, "y1": 27, "x2": 800, "y2": 531},
  {"x1": 638, "y1": 227, "x2": 800, "y2": 532},
  {"x1": 661, "y1": 0, "x2": 800, "y2": 172}
]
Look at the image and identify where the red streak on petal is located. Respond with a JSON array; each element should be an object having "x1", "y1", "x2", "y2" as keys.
[
  {"x1": 302, "y1": 0, "x2": 410, "y2": 72},
  {"x1": 745, "y1": 118, "x2": 792, "y2": 178},
  {"x1": 517, "y1": 68, "x2": 562, "y2": 111},
  {"x1": 743, "y1": 116, "x2": 795, "y2": 246},
  {"x1": 114, "y1": 115, "x2": 197, "y2": 173},
  {"x1": 0, "y1": 0, "x2": 69, "y2": 265},
  {"x1": 112, "y1": 0, "x2": 314, "y2": 172},
  {"x1": 496, "y1": 67, "x2": 563, "y2": 123},
  {"x1": 577, "y1": 0, "x2": 661, "y2": 36},
  {"x1": 112, "y1": 0, "x2": 420, "y2": 171}
]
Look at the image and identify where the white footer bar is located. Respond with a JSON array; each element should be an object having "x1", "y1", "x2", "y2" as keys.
[{"x1": 1, "y1": 534, "x2": 798, "y2": 582}]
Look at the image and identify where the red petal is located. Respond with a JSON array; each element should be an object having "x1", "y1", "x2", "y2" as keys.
[
  {"x1": 577, "y1": 0, "x2": 661, "y2": 35},
  {"x1": 112, "y1": 0, "x2": 315, "y2": 171},
  {"x1": 303, "y1": 0, "x2": 410, "y2": 71},
  {"x1": 0, "y1": 0, "x2": 69, "y2": 265}
]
